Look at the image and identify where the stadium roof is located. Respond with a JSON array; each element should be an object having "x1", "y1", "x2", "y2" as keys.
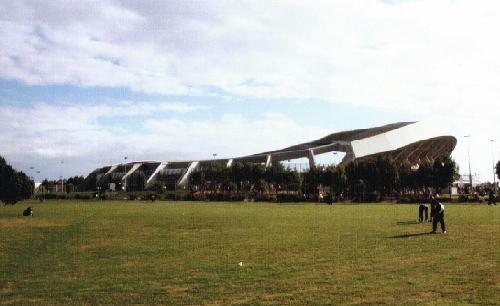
[{"x1": 87, "y1": 121, "x2": 456, "y2": 189}]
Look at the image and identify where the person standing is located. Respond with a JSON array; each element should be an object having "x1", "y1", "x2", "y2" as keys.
[
  {"x1": 488, "y1": 189, "x2": 497, "y2": 205},
  {"x1": 418, "y1": 203, "x2": 429, "y2": 223},
  {"x1": 431, "y1": 199, "x2": 446, "y2": 234}
]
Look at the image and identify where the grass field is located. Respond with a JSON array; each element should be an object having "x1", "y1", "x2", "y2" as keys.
[{"x1": 1, "y1": 201, "x2": 499, "y2": 305}]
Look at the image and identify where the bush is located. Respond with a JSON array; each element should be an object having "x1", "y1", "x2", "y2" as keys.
[
  {"x1": 74, "y1": 193, "x2": 91, "y2": 200},
  {"x1": 276, "y1": 193, "x2": 303, "y2": 203},
  {"x1": 254, "y1": 193, "x2": 277, "y2": 202},
  {"x1": 367, "y1": 191, "x2": 381, "y2": 202}
]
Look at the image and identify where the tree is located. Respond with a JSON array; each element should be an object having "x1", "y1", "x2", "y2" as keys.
[
  {"x1": 432, "y1": 156, "x2": 459, "y2": 192},
  {"x1": 345, "y1": 161, "x2": 371, "y2": 201},
  {"x1": 398, "y1": 162, "x2": 415, "y2": 194},
  {"x1": 322, "y1": 165, "x2": 347, "y2": 197},
  {"x1": 127, "y1": 172, "x2": 146, "y2": 192},
  {"x1": 302, "y1": 166, "x2": 323, "y2": 194},
  {"x1": 374, "y1": 157, "x2": 398, "y2": 196},
  {"x1": 66, "y1": 176, "x2": 85, "y2": 192},
  {"x1": 0, "y1": 156, "x2": 34, "y2": 205},
  {"x1": 496, "y1": 161, "x2": 500, "y2": 181},
  {"x1": 415, "y1": 161, "x2": 433, "y2": 192}
]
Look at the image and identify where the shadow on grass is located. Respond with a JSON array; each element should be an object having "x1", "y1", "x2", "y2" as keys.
[
  {"x1": 389, "y1": 232, "x2": 431, "y2": 239},
  {"x1": 396, "y1": 220, "x2": 420, "y2": 225}
]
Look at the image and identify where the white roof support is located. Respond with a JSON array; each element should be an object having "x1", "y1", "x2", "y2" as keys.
[
  {"x1": 146, "y1": 162, "x2": 168, "y2": 187},
  {"x1": 121, "y1": 163, "x2": 142, "y2": 182},
  {"x1": 178, "y1": 161, "x2": 200, "y2": 188},
  {"x1": 265, "y1": 154, "x2": 272, "y2": 168},
  {"x1": 307, "y1": 149, "x2": 316, "y2": 169},
  {"x1": 97, "y1": 164, "x2": 119, "y2": 183}
]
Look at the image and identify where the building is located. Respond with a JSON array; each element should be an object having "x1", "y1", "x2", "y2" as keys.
[{"x1": 85, "y1": 121, "x2": 457, "y2": 191}]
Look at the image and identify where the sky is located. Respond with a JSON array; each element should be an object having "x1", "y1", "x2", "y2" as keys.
[{"x1": 0, "y1": 0, "x2": 499, "y2": 182}]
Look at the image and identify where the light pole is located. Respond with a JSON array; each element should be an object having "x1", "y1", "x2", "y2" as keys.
[
  {"x1": 60, "y1": 160, "x2": 64, "y2": 193},
  {"x1": 492, "y1": 140, "x2": 496, "y2": 191},
  {"x1": 124, "y1": 156, "x2": 128, "y2": 192},
  {"x1": 29, "y1": 166, "x2": 36, "y2": 196},
  {"x1": 464, "y1": 135, "x2": 472, "y2": 193},
  {"x1": 28, "y1": 166, "x2": 38, "y2": 189}
]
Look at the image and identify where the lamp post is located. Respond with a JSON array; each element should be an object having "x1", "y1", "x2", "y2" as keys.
[
  {"x1": 124, "y1": 156, "x2": 128, "y2": 192},
  {"x1": 464, "y1": 135, "x2": 472, "y2": 193},
  {"x1": 29, "y1": 166, "x2": 36, "y2": 196},
  {"x1": 60, "y1": 160, "x2": 64, "y2": 193},
  {"x1": 492, "y1": 140, "x2": 496, "y2": 191}
]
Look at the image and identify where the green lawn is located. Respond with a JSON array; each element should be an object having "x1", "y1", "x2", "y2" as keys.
[{"x1": 1, "y1": 201, "x2": 499, "y2": 305}]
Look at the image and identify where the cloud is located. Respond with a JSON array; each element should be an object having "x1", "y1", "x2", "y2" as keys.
[
  {"x1": 0, "y1": 0, "x2": 500, "y2": 112},
  {"x1": 0, "y1": 101, "x2": 496, "y2": 182},
  {"x1": 0, "y1": 101, "x2": 208, "y2": 158},
  {"x1": 0, "y1": 102, "x2": 328, "y2": 178},
  {"x1": 142, "y1": 112, "x2": 328, "y2": 158},
  {"x1": 0, "y1": 0, "x2": 499, "y2": 180}
]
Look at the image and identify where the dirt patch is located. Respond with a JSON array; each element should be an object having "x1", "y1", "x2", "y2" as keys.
[
  {"x1": 72, "y1": 238, "x2": 120, "y2": 253},
  {"x1": 0, "y1": 282, "x2": 16, "y2": 295},
  {"x1": 161, "y1": 284, "x2": 189, "y2": 297}
]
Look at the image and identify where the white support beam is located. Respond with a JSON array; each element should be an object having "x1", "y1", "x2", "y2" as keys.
[
  {"x1": 121, "y1": 163, "x2": 142, "y2": 182},
  {"x1": 146, "y1": 162, "x2": 168, "y2": 187},
  {"x1": 340, "y1": 151, "x2": 355, "y2": 165},
  {"x1": 265, "y1": 154, "x2": 272, "y2": 167},
  {"x1": 307, "y1": 149, "x2": 316, "y2": 169},
  {"x1": 226, "y1": 159, "x2": 233, "y2": 168},
  {"x1": 97, "y1": 164, "x2": 119, "y2": 183},
  {"x1": 177, "y1": 161, "x2": 200, "y2": 188}
]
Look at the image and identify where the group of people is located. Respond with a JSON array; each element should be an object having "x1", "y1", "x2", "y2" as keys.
[{"x1": 418, "y1": 196, "x2": 446, "y2": 234}]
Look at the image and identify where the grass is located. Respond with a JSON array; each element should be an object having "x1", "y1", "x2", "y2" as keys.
[{"x1": 0, "y1": 201, "x2": 499, "y2": 305}]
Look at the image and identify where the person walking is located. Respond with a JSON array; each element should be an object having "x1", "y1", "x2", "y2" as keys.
[{"x1": 430, "y1": 199, "x2": 446, "y2": 234}]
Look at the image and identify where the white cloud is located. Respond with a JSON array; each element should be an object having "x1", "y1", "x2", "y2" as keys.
[
  {"x1": 0, "y1": 102, "x2": 328, "y2": 178},
  {"x1": 0, "y1": 101, "x2": 208, "y2": 160},
  {"x1": 0, "y1": 0, "x2": 499, "y2": 112},
  {"x1": 0, "y1": 101, "x2": 497, "y2": 181},
  {"x1": 142, "y1": 112, "x2": 328, "y2": 158},
  {"x1": 0, "y1": 0, "x2": 499, "y2": 180}
]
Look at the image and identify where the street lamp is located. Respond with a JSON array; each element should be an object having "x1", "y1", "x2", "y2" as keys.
[
  {"x1": 124, "y1": 156, "x2": 128, "y2": 192},
  {"x1": 60, "y1": 160, "x2": 64, "y2": 193},
  {"x1": 492, "y1": 140, "x2": 496, "y2": 191},
  {"x1": 28, "y1": 166, "x2": 36, "y2": 182},
  {"x1": 464, "y1": 135, "x2": 472, "y2": 193}
]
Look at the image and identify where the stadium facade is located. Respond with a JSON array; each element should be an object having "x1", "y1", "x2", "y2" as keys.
[{"x1": 86, "y1": 121, "x2": 457, "y2": 190}]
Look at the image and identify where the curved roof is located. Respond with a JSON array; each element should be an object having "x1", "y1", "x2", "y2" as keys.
[
  {"x1": 86, "y1": 121, "x2": 457, "y2": 188},
  {"x1": 256, "y1": 122, "x2": 415, "y2": 154}
]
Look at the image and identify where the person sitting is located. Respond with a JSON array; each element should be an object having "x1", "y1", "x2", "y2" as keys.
[
  {"x1": 23, "y1": 207, "x2": 33, "y2": 217},
  {"x1": 418, "y1": 203, "x2": 428, "y2": 223},
  {"x1": 430, "y1": 199, "x2": 446, "y2": 234}
]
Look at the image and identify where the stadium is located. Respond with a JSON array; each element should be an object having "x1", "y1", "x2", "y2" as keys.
[{"x1": 85, "y1": 121, "x2": 457, "y2": 191}]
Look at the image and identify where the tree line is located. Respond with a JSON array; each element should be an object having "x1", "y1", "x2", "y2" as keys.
[
  {"x1": 188, "y1": 156, "x2": 460, "y2": 201},
  {"x1": 0, "y1": 156, "x2": 33, "y2": 205}
]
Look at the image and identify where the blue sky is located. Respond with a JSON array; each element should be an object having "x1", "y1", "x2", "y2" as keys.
[{"x1": 0, "y1": 0, "x2": 499, "y2": 181}]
